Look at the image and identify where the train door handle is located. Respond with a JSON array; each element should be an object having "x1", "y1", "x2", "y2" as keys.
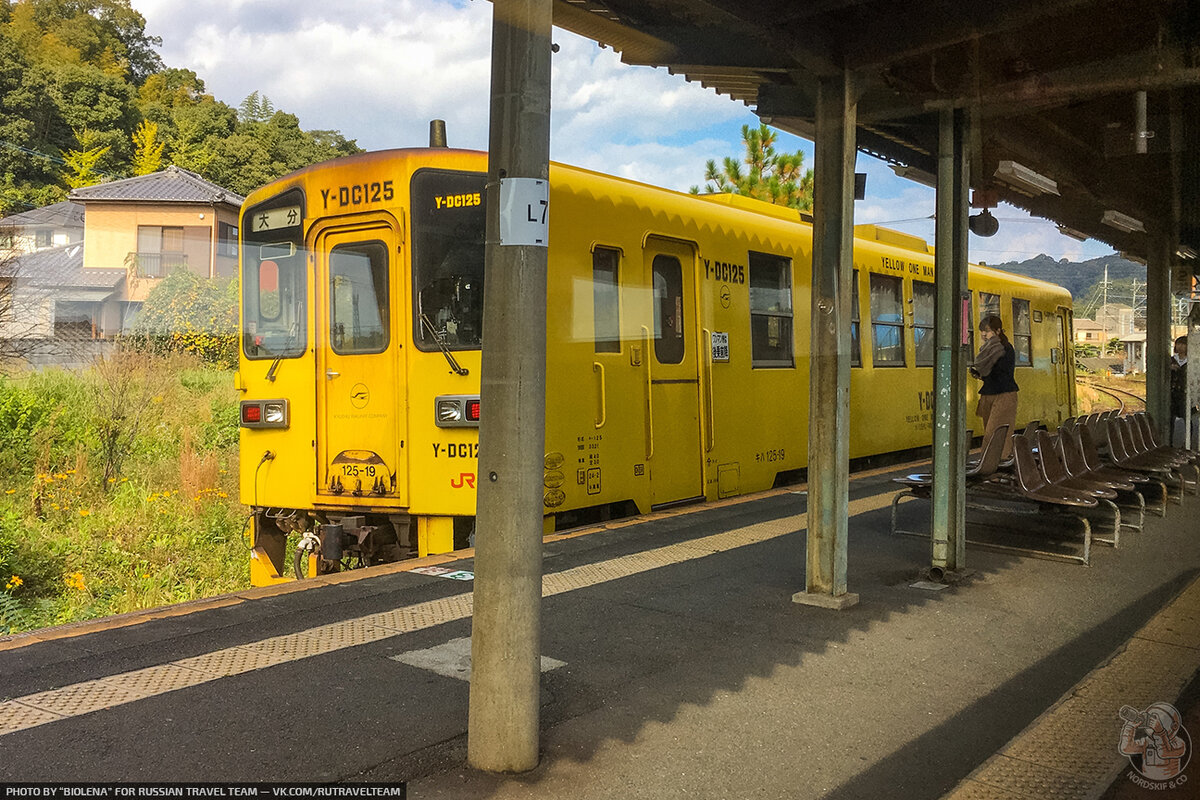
[
  {"x1": 641, "y1": 326, "x2": 653, "y2": 459},
  {"x1": 702, "y1": 328, "x2": 715, "y2": 453},
  {"x1": 326, "y1": 370, "x2": 340, "y2": 380},
  {"x1": 592, "y1": 362, "x2": 607, "y2": 428}
]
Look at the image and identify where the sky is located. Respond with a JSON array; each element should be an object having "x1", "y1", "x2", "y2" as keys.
[{"x1": 133, "y1": 0, "x2": 1118, "y2": 265}]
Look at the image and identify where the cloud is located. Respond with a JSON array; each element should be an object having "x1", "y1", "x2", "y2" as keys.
[{"x1": 134, "y1": 0, "x2": 1117, "y2": 265}]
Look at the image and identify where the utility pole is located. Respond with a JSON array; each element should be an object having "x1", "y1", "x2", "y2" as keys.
[{"x1": 467, "y1": 0, "x2": 552, "y2": 774}]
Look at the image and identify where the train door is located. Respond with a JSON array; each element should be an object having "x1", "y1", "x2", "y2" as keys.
[
  {"x1": 643, "y1": 236, "x2": 703, "y2": 507},
  {"x1": 314, "y1": 219, "x2": 406, "y2": 502},
  {"x1": 1055, "y1": 307, "x2": 1076, "y2": 416}
]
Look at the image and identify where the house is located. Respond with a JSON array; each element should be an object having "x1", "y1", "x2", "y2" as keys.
[
  {"x1": 1120, "y1": 332, "x2": 1146, "y2": 373},
  {"x1": 1095, "y1": 302, "x2": 1136, "y2": 337},
  {"x1": 1074, "y1": 317, "x2": 1106, "y2": 345},
  {"x1": 0, "y1": 168, "x2": 244, "y2": 367},
  {"x1": 69, "y1": 166, "x2": 244, "y2": 304},
  {"x1": 0, "y1": 201, "x2": 85, "y2": 254}
]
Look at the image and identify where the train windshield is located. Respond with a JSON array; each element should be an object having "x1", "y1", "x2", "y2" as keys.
[
  {"x1": 241, "y1": 190, "x2": 307, "y2": 360},
  {"x1": 411, "y1": 169, "x2": 486, "y2": 351}
]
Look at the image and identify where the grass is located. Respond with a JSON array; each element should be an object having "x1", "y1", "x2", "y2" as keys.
[{"x1": 0, "y1": 351, "x2": 246, "y2": 634}]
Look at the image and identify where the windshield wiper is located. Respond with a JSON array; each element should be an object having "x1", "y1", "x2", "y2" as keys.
[
  {"x1": 420, "y1": 313, "x2": 469, "y2": 376},
  {"x1": 266, "y1": 319, "x2": 300, "y2": 382}
]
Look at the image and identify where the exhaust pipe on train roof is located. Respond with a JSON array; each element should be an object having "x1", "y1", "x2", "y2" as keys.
[{"x1": 430, "y1": 119, "x2": 448, "y2": 148}]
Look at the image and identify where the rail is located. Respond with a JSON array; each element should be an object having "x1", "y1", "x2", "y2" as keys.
[{"x1": 1077, "y1": 379, "x2": 1146, "y2": 415}]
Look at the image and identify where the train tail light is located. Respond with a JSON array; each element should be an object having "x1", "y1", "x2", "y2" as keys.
[
  {"x1": 435, "y1": 395, "x2": 481, "y2": 427},
  {"x1": 241, "y1": 399, "x2": 289, "y2": 428}
]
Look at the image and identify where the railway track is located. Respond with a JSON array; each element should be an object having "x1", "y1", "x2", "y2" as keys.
[{"x1": 1077, "y1": 379, "x2": 1146, "y2": 414}]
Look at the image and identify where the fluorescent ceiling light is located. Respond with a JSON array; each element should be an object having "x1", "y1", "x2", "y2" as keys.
[
  {"x1": 1056, "y1": 225, "x2": 1089, "y2": 242},
  {"x1": 994, "y1": 160, "x2": 1059, "y2": 196},
  {"x1": 1102, "y1": 210, "x2": 1146, "y2": 234},
  {"x1": 1177, "y1": 245, "x2": 1198, "y2": 260},
  {"x1": 890, "y1": 164, "x2": 937, "y2": 189}
]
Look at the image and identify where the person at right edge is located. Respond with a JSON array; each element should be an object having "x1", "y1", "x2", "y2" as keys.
[
  {"x1": 969, "y1": 315, "x2": 1019, "y2": 461},
  {"x1": 1169, "y1": 335, "x2": 1192, "y2": 447}
]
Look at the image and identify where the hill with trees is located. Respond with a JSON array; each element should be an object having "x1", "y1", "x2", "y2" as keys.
[
  {"x1": 985, "y1": 252, "x2": 1145, "y2": 307},
  {"x1": 0, "y1": 0, "x2": 361, "y2": 215}
]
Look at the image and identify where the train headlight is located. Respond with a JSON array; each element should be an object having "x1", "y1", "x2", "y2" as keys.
[
  {"x1": 435, "y1": 395, "x2": 481, "y2": 428},
  {"x1": 264, "y1": 402, "x2": 286, "y2": 424},
  {"x1": 437, "y1": 400, "x2": 463, "y2": 423},
  {"x1": 240, "y1": 399, "x2": 289, "y2": 429}
]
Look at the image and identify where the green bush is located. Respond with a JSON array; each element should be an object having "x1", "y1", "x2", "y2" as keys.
[{"x1": 125, "y1": 269, "x2": 239, "y2": 368}]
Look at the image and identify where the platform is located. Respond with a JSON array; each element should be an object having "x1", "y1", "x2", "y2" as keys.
[{"x1": 1, "y1": 462, "x2": 1198, "y2": 799}]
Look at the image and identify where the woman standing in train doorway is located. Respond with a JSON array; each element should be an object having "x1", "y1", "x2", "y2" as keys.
[{"x1": 969, "y1": 315, "x2": 1020, "y2": 460}]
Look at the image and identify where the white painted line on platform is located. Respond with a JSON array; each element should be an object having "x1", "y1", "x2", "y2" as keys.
[{"x1": 390, "y1": 636, "x2": 566, "y2": 681}]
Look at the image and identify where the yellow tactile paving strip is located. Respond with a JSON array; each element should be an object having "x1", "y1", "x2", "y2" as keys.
[
  {"x1": 942, "y1": 574, "x2": 1200, "y2": 800},
  {"x1": 0, "y1": 491, "x2": 893, "y2": 738}
]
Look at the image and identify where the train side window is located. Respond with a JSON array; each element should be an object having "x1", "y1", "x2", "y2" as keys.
[
  {"x1": 329, "y1": 241, "x2": 389, "y2": 354},
  {"x1": 870, "y1": 273, "x2": 905, "y2": 366},
  {"x1": 913, "y1": 281, "x2": 935, "y2": 367},
  {"x1": 850, "y1": 269, "x2": 861, "y2": 367},
  {"x1": 979, "y1": 291, "x2": 1000, "y2": 320},
  {"x1": 1012, "y1": 297, "x2": 1033, "y2": 365},
  {"x1": 749, "y1": 251, "x2": 793, "y2": 368},
  {"x1": 593, "y1": 247, "x2": 621, "y2": 353},
  {"x1": 652, "y1": 254, "x2": 685, "y2": 365}
]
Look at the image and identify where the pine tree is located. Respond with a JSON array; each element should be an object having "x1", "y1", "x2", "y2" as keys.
[{"x1": 690, "y1": 124, "x2": 814, "y2": 211}]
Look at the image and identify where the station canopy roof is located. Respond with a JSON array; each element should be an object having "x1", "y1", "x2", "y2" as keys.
[{"x1": 550, "y1": 0, "x2": 1200, "y2": 271}]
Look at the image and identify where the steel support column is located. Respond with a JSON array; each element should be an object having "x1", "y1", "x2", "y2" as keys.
[
  {"x1": 1147, "y1": 238, "x2": 1172, "y2": 440},
  {"x1": 930, "y1": 108, "x2": 970, "y2": 574},
  {"x1": 467, "y1": 0, "x2": 551, "y2": 774},
  {"x1": 793, "y1": 71, "x2": 859, "y2": 610}
]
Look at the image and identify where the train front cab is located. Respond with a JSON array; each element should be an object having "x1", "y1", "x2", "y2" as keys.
[{"x1": 240, "y1": 156, "x2": 491, "y2": 585}]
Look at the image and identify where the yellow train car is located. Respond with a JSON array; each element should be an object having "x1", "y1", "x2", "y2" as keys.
[{"x1": 238, "y1": 146, "x2": 1076, "y2": 585}]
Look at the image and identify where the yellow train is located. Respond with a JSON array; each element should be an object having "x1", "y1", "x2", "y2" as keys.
[{"x1": 238, "y1": 144, "x2": 1077, "y2": 585}]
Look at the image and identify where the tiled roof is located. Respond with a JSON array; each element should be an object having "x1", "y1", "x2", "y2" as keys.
[
  {"x1": 8, "y1": 244, "x2": 124, "y2": 290},
  {"x1": 0, "y1": 200, "x2": 85, "y2": 229},
  {"x1": 69, "y1": 166, "x2": 244, "y2": 207}
]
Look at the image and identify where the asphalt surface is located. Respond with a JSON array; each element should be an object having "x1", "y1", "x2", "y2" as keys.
[{"x1": 1, "y1": 465, "x2": 1198, "y2": 799}]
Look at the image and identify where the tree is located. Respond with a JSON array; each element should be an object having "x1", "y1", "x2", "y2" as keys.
[
  {"x1": 126, "y1": 268, "x2": 238, "y2": 368},
  {"x1": 130, "y1": 119, "x2": 162, "y2": 174},
  {"x1": 62, "y1": 136, "x2": 109, "y2": 188},
  {"x1": 690, "y1": 124, "x2": 814, "y2": 211},
  {"x1": 237, "y1": 90, "x2": 275, "y2": 124}
]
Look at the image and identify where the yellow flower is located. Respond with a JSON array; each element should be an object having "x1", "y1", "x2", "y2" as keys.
[
  {"x1": 4, "y1": 489, "x2": 14, "y2": 495},
  {"x1": 5, "y1": 575, "x2": 22, "y2": 591},
  {"x1": 216, "y1": 492, "x2": 228, "y2": 498},
  {"x1": 63, "y1": 572, "x2": 86, "y2": 592},
  {"x1": 79, "y1": 509, "x2": 91, "y2": 517}
]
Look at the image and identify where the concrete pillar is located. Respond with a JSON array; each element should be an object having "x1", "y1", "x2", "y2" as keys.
[
  {"x1": 1146, "y1": 238, "x2": 1171, "y2": 440},
  {"x1": 793, "y1": 70, "x2": 859, "y2": 610},
  {"x1": 467, "y1": 0, "x2": 551, "y2": 774},
  {"x1": 930, "y1": 108, "x2": 970, "y2": 575}
]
